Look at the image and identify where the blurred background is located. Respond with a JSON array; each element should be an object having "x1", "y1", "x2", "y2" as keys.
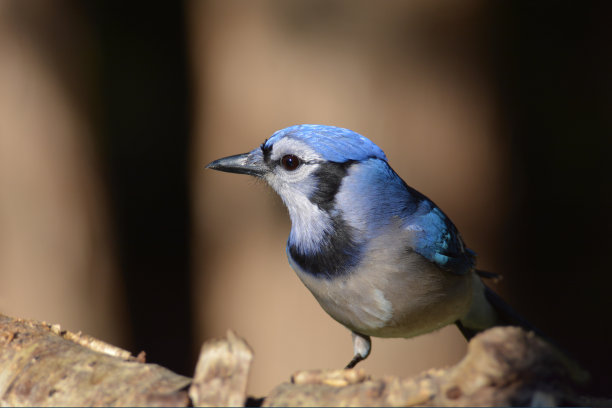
[{"x1": 0, "y1": 0, "x2": 609, "y2": 397}]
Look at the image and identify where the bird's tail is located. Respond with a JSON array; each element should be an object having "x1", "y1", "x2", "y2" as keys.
[
  {"x1": 456, "y1": 274, "x2": 543, "y2": 341},
  {"x1": 457, "y1": 277, "x2": 591, "y2": 385}
]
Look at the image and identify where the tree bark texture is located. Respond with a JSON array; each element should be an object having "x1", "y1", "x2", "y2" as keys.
[
  {"x1": 0, "y1": 313, "x2": 606, "y2": 407},
  {"x1": 0, "y1": 314, "x2": 190, "y2": 406}
]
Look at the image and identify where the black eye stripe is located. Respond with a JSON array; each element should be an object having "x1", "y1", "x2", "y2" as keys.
[{"x1": 281, "y1": 154, "x2": 301, "y2": 171}]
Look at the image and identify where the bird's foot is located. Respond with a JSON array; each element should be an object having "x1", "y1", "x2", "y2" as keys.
[
  {"x1": 345, "y1": 355, "x2": 364, "y2": 369},
  {"x1": 346, "y1": 332, "x2": 371, "y2": 369}
]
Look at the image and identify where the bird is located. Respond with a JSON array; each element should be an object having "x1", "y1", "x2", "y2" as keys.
[{"x1": 206, "y1": 124, "x2": 537, "y2": 369}]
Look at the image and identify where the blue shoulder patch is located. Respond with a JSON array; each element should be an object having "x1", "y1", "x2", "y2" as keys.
[
  {"x1": 406, "y1": 202, "x2": 474, "y2": 275},
  {"x1": 264, "y1": 124, "x2": 387, "y2": 163}
]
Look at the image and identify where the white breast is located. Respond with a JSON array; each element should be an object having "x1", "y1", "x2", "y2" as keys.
[{"x1": 287, "y1": 229, "x2": 474, "y2": 338}]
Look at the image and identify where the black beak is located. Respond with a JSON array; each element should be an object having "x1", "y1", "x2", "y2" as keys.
[{"x1": 205, "y1": 152, "x2": 268, "y2": 177}]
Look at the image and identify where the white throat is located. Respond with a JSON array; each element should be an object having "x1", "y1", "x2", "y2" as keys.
[{"x1": 283, "y1": 192, "x2": 332, "y2": 254}]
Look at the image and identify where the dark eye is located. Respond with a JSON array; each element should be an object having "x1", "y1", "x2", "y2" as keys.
[{"x1": 281, "y1": 154, "x2": 301, "y2": 171}]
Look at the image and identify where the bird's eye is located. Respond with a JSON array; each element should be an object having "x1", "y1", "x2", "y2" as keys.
[{"x1": 281, "y1": 154, "x2": 301, "y2": 171}]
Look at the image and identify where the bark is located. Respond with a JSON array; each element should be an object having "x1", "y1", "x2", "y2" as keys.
[
  {"x1": 0, "y1": 314, "x2": 190, "y2": 406},
  {"x1": 189, "y1": 330, "x2": 253, "y2": 407},
  {"x1": 0, "y1": 313, "x2": 606, "y2": 407},
  {"x1": 264, "y1": 327, "x2": 594, "y2": 407}
]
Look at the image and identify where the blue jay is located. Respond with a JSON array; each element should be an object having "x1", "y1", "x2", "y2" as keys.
[{"x1": 206, "y1": 124, "x2": 535, "y2": 369}]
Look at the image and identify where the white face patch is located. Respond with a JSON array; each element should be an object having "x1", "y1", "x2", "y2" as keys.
[
  {"x1": 268, "y1": 137, "x2": 325, "y2": 163},
  {"x1": 263, "y1": 137, "x2": 333, "y2": 253}
]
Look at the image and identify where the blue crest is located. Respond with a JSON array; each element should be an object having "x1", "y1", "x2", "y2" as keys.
[{"x1": 263, "y1": 125, "x2": 387, "y2": 163}]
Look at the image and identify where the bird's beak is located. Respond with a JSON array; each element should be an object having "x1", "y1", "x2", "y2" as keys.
[{"x1": 205, "y1": 151, "x2": 268, "y2": 177}]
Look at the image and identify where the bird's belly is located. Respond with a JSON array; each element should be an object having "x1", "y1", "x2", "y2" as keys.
[{"x1": 289, "y1": 251, "x2": 473, "y2": 338}]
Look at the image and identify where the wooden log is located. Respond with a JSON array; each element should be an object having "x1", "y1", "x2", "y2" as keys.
[
  {"x1": 0, "y1": 314, "x2": 190, "y2": 406},
  {"x1": 189, "y1": 330, "x2": 253, "y2": 407},
  {"x1": 263, "y1": 327, "x2": 593, "y2": 407},
  {"x1": 1, "y1": 313, "x2": 606, "y2": 407}
]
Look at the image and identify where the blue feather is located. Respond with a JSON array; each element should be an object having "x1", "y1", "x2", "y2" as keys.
[
  {"x1": 264, "y1": 125, "x2": 387, "y2": 163},
  {"x1": 333, "y1": 158, "x2": 473, "y2": 275},
  {"x1": 407, "y1": 202, "x2": 474, "y2": 275}
]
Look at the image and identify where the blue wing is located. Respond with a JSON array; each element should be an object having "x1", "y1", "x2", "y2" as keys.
[
  {"x1": 339, "y1": 159, "x2": 475, "y2": 275},
  {"x1": 404, "y1": 198, "x2": 475, "y2": 275}
]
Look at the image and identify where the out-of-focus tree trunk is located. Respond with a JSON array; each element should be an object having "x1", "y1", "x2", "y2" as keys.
[{"x1": 0, "y1": 2, "x2": 126, "y2": 344}]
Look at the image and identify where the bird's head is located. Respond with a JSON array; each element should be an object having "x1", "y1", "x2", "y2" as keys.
[
  {"x1": 206, "y1": 124, "x2": 388, "y2": 254},
  {"x1": 206, "y1": 124, "x2": 386, "y2": 183}
]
